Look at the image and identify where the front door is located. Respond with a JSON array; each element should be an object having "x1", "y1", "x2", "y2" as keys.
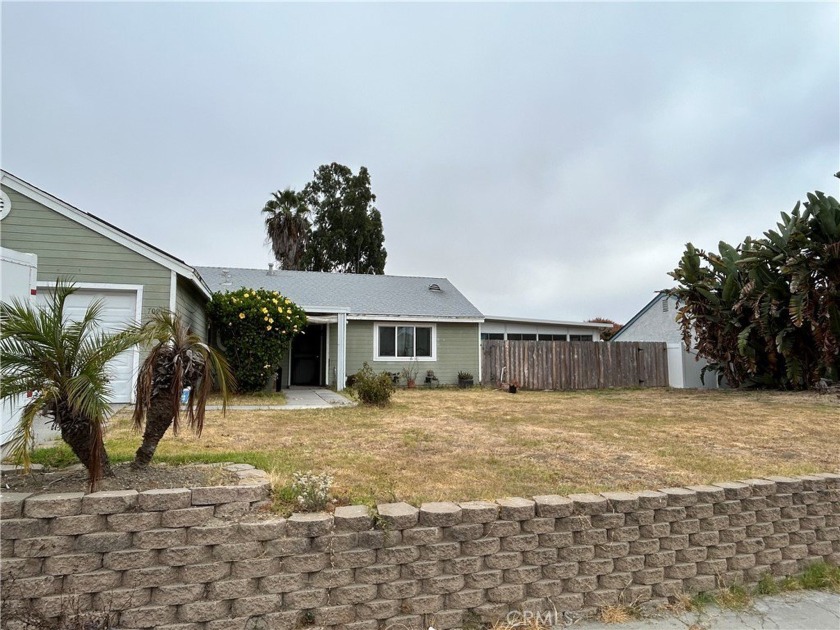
[{"x1": 291, "y1": 324, "x2": 324, "y2": 386}]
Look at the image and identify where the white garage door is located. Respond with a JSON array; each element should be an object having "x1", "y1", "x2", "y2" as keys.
[{"x1": 37, "y1": 287, "x2": 139, "y2": 403}]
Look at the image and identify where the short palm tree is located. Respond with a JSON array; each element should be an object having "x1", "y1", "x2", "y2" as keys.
[
  {"x1": 263, "y1": 188, "x2": 310, "y2": 270},
  {"x1": 0, "y1": 281, "x2": 142, "y2": 487},
  {"x1": 132, "y1": 310, "x2": 234, "y2": 468}
]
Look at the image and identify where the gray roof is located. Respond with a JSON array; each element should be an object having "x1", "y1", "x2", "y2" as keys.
[{"x1": 195, "y1": 267, "x2": 484, "y2": 319}]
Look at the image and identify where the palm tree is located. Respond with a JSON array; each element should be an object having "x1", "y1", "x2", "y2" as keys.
[
  {"x1": 132, "y1": 310, "x2": 234, "y2": 468},
  {"x1": 262, "y1": 188, "x2": 310, "y2": 270},
  {"x1": 0, "y1": 281, "x2": 142, "y2": 487}
]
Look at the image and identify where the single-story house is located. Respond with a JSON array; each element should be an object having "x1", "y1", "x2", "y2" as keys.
[
  {"x1": 612, "y1": 292, "x2": 719, "y2": 389},
  {"x1": 196, "y1": 266, "x2": 484, "y2": 389},
  {"x1": 1, "y1": 170, "x2": 613, "y2": 399},
  {"x1": 0, "y1": 170, "x2": 210, "y2": 402},
  {"x1": 480, "y1": 315, "x2": 611, "y2": 341}
]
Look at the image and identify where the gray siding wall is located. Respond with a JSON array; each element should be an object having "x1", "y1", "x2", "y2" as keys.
[
  {"x1": 345, "y1": 320, "x2": 479, "y2": 385},
  {"x1": 0, "y1": 186, "x2": 171, "y2": 319},
  {"x1": 175, "y1": 276, "x2": 208, "y2": 341}
]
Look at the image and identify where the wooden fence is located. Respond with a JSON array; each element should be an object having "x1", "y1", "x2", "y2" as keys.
[{"x1": 480, "y1": 340, "x2": 669, "y2": 390}]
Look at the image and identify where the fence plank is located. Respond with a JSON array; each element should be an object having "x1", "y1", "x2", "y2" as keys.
[{"x1": 480, "y1": 341, "x2": 669, "y2": 390}]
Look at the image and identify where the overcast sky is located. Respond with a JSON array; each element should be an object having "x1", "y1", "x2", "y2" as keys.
[{"x1": 3, "y1": 2, "x2": 838, "y2": 323}]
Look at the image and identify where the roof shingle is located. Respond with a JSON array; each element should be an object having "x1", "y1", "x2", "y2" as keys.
[{"x1": 196, "y1": 267, "x2": 484, "y2": 319}]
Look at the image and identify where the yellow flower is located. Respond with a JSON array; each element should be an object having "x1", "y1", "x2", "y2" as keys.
[
  {"x1": 239, "y1": 313, "x2": 245, "y2": 319},
  {"x1": 277, "y1": 307, "x2": 282, "y2": 313},
  {"x1": 264, "y1": 316, "x2": 269, "y2": 321},
  {"x1": 286, "y1": 308, "x2": 292, "y2": 314},
  {"x1": 285, "y1": 298, "x2": 290, "y2": 304},
  {"x1": 266, "y1": 325, "x2": 272, "y2": 331},
  {"x1": 269, "y1": 318, "x2": 274, "y2": 323},
  {"x1": 272, "y1": 298, "x2": 278, "y2": 304},
  {"x1": 243, "y1": 293, "x2": 250, "y2": 298},
  {"x1": 261, "y1": 307, "x2": 268, "y2": 314}
]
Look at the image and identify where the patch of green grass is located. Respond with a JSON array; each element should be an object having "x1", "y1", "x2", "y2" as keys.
[
  {"x1": 754, "y1": 574, "x2": 780, "y2": 596},
  {"x1": 401, "y1": 429, "x2": 433, "y2": 448},
  {"x1": 714, "y1": 584, "x2": 751, "y2": 610},
  {"x1": 689, "y1": 591, "x2": 716, "y2": 611},
  {"x1": 797, "y1": 562, "x2": 840, "y2": 592}
]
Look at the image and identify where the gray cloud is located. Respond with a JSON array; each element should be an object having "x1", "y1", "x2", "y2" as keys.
[{"x1": 3, "y1": 2, "x2": 837, "y2": 322}]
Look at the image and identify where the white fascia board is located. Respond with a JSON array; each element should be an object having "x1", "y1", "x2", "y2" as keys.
[
  {"x1": 1, "y1": 247, "x2": 38, "y2": 267},
  {"x1": 169, "y1": 271, "x2": 177, "y2": 312},
  {"x1": 1, "y1": 171, "x2": 210, "y2": 299},
  {"x1": 484, "y1": 315, "x2": 612, "y2": 329},
  {"x1": 298, "y1": 305, "x2": 350, "y2": 314},
  {"x1": 348, "y1": 315, "x2": 484, "y2": 323}
]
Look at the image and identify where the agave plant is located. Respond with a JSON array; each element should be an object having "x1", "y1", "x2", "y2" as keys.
[
  {"x1": 132, "y1": 310, "x2": 234, "y2": 468},
  {"x1": 0, "y1": 280, "x2": 142, "y2": 487}
]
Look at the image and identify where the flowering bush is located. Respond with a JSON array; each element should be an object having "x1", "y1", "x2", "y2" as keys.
[
  {"x1": 292, "y1": 471, "x2": 334, "y2": 512},
  {"x1": 207, "y1": 288, "x2": 307, "y2": 392}
]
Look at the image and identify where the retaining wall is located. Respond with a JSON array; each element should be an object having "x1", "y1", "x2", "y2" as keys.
[{"x1": 1, "y1": 468, "x2": 839, "y2": 629}]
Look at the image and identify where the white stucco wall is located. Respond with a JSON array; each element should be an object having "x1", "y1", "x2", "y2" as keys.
[{"x1": 614, "y1": 294, "x2": 683, "y2": 343}]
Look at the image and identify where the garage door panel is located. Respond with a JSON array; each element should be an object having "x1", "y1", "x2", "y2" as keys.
[{"x1": 37, "y1": 288, "x2": 139, "y2": 403}]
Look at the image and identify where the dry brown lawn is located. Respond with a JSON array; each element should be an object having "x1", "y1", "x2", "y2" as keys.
[{"x1": 103, "y1": 387, "x2": 839, "y2": 505}]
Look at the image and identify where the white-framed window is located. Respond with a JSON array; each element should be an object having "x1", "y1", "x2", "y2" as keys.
[{"x1": 374, "y1": 323, "x2": 436, "y2": 361}]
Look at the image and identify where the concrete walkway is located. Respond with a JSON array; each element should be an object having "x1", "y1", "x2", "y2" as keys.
[
  {"x1": 206, "y1": 387, "x2": 355, "y2": 411},
  {"x1": 574, "y1": 591, "x2": 840, "y2": 630}
]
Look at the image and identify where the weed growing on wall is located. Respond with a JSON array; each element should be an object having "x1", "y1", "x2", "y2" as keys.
[
  {"x1": 292, "y1": 471, "x2": 334, "y2": 511},
  {"x1": 208, "y1": 288, "x2": 307, "y2": 392}
]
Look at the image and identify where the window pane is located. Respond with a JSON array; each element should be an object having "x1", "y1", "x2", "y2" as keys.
[
  {"x1": 521, "y1": 334, "x2": 537, "y2": 341},
  {"x1": 507, "y1": 333, "x2": 522, "y2": 341},
  {"x1": 379, "y1": 326, "x2": 395, "y2": 357},
  {"x1": 416, "y1": 327, "x2": 432, "y2": 356},
  {"x1": 397, "y1": 326, "x2": 414, "y2": 357}
]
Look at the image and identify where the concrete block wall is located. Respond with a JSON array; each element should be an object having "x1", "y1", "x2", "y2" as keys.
[{"x1": 1, "y1": 470, "x2": 838, "y2": 629}]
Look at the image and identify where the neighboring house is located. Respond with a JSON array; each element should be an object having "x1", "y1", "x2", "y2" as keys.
[
  {"x1": 481, "y1": 316, "x2": 611, "y2": 341},
  {"x1": 612, "y1": 292, "x2": 719, "y2": 389},
  {"x1": 0, "y1": 170, "x2": 211, "y2": 403},
  {"x1": 196, "y1": 266, "x2": 484, "y2": 390}
]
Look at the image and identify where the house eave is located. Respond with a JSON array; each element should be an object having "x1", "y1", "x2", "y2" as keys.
[{"x1": 1, "y1": 170, "x2": 211, "y2": 299}]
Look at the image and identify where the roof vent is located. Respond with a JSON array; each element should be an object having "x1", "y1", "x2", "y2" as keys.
[
  {"x1": 428, "y1": 283, "x2": 441, "y2": 292},
  {"x1": 268, "y1": 262, "x2": 275, "y2": 276},
  {"x1": 221, "y1": 269, "x2": 232, "y2": 286}
]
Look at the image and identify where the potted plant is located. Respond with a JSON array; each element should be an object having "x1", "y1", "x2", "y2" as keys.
[
  {"x1": 401, "y1": 359, "x2": 419, "y2": 389},
  {"x1": 508, "y1": 379, "x2": 519, "y2": 394},
  {"x1": 458, "y1": 371, "x2": 474, "y2": 389},
  {"x1": 424, "y1": 370, "x2": 439, "y2": 388}
]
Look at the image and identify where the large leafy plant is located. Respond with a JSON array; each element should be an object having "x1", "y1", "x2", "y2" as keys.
[
  {"x1": 207, "y1": 288, "x2": 307, "y2": 392},
  {"x1": 669, "y1": 190, "x2": 840, "y2": 389}
]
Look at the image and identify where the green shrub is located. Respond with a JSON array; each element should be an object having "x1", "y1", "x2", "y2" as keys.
[
  {"x1": 352, "y1": 362, "x2": 396, "y2": 405},
  {"x1": 207, "y1": 288, "x2": 306, "y2": 392}
]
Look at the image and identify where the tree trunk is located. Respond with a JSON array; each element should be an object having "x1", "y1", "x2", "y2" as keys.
[
  {"x1": 59, "y1": 417, "x2": 112, "y2": 478},
  {"x1": 133, "y1": 391, "x2": 176, "y2": 468}
]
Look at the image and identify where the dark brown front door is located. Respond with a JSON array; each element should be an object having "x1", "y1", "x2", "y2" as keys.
[{"x1": 291, "y1": 324, "x2": 324, "y2": 386}]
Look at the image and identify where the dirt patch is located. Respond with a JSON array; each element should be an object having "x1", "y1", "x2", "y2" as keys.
[{"x1": 1, "y1": 462, "x2": 239, "y2": 496}]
